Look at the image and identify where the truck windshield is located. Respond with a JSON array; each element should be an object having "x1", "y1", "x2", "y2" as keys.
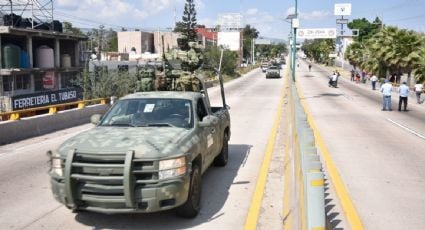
[{"x1": 100, "y1": 98, "x2": 193, "y2": 128}]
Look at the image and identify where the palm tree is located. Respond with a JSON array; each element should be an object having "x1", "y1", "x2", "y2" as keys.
[
  {"x1": 345, "y1": 42, "x2": 364, "y2": 69},
  {"x1": 369, "y1": 26, "x2": 424, "y2": 84},
  {"x1": 413, "y1": 47, "x2": 425, "y2": 84}
]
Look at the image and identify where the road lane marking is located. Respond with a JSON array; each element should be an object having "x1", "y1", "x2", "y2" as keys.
[
  {"x1": 387, "y1": 118, "x2": 425, "y2": 140},
  {"x1": 244, "y1": 69, "x2": 287, "y2": 230},
  {"x1": 295, "y1": 81, "x2": 364, "y2": 230}
]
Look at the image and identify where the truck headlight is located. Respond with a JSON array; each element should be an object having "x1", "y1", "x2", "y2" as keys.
[
  {"x1": 49, "y1": 151, "x2": 64, "y2": 177},
  {"x1": 159, "y1": 156, "x2": 187, "y2": 179}
]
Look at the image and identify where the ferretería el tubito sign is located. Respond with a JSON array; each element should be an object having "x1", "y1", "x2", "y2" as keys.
[{"x1": 12, "y1": 88, "x2": 82, "y2": 111}]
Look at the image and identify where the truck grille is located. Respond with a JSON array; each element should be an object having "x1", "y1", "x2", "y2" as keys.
[{"x1": 64, "y1": 150, "x2": 159, "y2": 210}]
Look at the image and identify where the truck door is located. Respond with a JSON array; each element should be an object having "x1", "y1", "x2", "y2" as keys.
[{"x1": 196, "y1": 98, "x2": 215, "y2": 167}]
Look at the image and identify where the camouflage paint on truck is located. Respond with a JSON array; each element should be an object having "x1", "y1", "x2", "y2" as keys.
[{"x1": 49, "y1": 91, "x2": 230, "y2": 216}]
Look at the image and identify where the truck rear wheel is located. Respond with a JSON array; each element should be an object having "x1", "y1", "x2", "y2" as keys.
[
  {"x1": 214, "y1": 133, "x2": 228, "y2": 167},
  {"x1": 176, "y1": 164, "x2": 201, "y2": 218}
]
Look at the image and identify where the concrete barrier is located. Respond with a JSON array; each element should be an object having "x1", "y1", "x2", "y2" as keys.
[
  {"x1": 0, "y1": 104, "x2": 109, "y2": 145},
  {"x1": 291, "y1": 81, "x2": 326, "y2": 229}
]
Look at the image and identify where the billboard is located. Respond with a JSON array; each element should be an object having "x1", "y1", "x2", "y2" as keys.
[
  {"x1": 218, "y1": 13, "x2": 242, "y2": 31},
  {"x1": 297, "y1": 28, "x2": 337, "y2": 39},
  {"x1": 217, "y1": 32, "x2": 241, "y2": 51},
  {"x1": 334, "y1": 3, "x2": 352, "y2": 16}
]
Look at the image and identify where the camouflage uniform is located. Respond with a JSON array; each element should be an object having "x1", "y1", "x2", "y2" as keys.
[{"x1": 138, "y1": 65, "x2": 156, "y2": 92}]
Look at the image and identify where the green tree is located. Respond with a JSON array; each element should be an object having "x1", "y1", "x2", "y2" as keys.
[
  {"x1": 302, "y1": 39, "x2": 335, "y2": 64},
  {"x1": 77, "y1": 68, "x2": 138, "y2": 99},
  {"x1": 413, "y1": 47, "x2": 425, "y2": 83},
  {"x1": 203, "y1": 46, "x2": 238, "y2": 76},
  {"x1": 345, "y1": 42, "x2": 365, "y2": 69},
  {"x1": 174, "y1": 0, "x2": 198, "y2": 50},
  {"x1": 242, "y1": 25, "x2": 259, "y2": 61},
  {"x1": 62, "y1": 21, "x2": 84, "y2": 36},
  {"x1": 347, "y1": 17, "x2": 381, "y2": 42},
  {"x1": 104, "y1": 29, "x2": 118, "y2": 52},
  {"x1": 368, "y1": 26, "x2": 424, "y2": 83}
]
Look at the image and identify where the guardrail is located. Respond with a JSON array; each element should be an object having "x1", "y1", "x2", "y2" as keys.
[
  {"x1": 0, "y1": 98, "x2": 108, "y2": 121},
  {"x1": 290, "y1": 80, "x2": 326, "y2": 229}
]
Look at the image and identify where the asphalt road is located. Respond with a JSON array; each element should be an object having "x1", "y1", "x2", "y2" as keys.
[
  {"x1": 298, "y1": 61, "x2": 425, "y2": 229},
  {"x1": 0, "y1": 68, "x2": 285, "y2": 230}
]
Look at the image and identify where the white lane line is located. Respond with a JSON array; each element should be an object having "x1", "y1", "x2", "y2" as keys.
[{"x1": 387, "y1": 118, "x2": 425, "y2": 140}]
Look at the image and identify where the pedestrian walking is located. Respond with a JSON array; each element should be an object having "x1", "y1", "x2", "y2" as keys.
[
  {"x1": 370, "y1": 74, "x2": 378, "y2": 90},
  {"x1": 398, "y1": 82, "x2": 409, "y2": 111},
  {"x1": 355, "y1": 73, "x2": 361, "y2": 84},
  {"x1": 380, "y1": 79, "x2": 393, "y2": 111},
  {"x1": 414, "y1": 82, "x2": 424, "y2": 104},
  {"x1": 308, "y1": 64, "x2": 312, "y2": 72},
  {"x1": 350, "y1": 69, "x2": 355, "y2": 81}
]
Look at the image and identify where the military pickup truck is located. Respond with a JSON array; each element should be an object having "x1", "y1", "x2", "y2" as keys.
[
  {"x1": 265, "y1": 65, "x2": 281, "y2": 78},
  {"x1": 48, "y1": 82, "x2": 230, "y2": 218}
]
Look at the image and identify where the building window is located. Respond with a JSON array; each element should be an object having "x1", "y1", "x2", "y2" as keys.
[
  {"x1": 34, "y1": 73, "x2": 44, "y2": 91},
  {"x1": 15, "y1": 74, "x2": 30, "y2": 90},
  {"x1": 2, "y1": 76, "x2": 12, "y2": 92}
]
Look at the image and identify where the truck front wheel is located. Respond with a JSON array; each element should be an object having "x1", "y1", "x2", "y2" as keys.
[
  {"x1": 214, "y1": 133, "x2": 228, "y2": 167},
  {"x1": 176, "y1": 164, "x2": 202, "y2": 218}
]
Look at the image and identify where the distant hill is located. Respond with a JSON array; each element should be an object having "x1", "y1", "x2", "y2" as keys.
[{"x1": 256, "y1": 37, "x2": 287, "y2": 45}]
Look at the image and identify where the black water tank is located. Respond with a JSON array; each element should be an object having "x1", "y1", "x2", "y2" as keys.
[
  {"x1": 53, "y1": 20, "x2": 63, "y2": 33},
  {"x1": 19, "y1": 18, "x2": 32, "y2": 28},
  {"x1": 3, "y1": 14, "x2": 22, "y2": 27}
]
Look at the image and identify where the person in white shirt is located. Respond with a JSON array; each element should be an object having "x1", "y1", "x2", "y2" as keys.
[
  {"x1": 329, "y1": 72, "x2": 337, "y2": 87},
  {"x1": 414, "y1": 82, "x2": 424, "y2": 104},
  {"x1": 398, "y1": 82, "x2": 410, "y2": 111},
  {"x1": 370, "y1": 74, "x2": 378, "y2": 90},
  {"x1": 380, "y1": 79, "x2": 393, "y2": 111}
]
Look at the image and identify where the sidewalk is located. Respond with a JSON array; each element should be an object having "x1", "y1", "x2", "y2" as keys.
[{"x1": 312, "y1": 62, "x2": 425, "y2": 111}]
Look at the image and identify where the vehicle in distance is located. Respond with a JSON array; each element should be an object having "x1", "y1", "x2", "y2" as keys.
[
  {"x1": 48, "y1": 89, "x2": 231, "y2": 218},
  {"x1": 266, "y1": 65, "x2": 281, "y2": 78},
  {"x1": 261, "y1": 62, "x2": 269, "y2": 72}
]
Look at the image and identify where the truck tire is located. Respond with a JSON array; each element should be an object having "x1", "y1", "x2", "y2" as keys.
[
  {"x1": 214, "y1": 133, "x2": 228, "y2": 167},
  {"x1": 176, "y1": 164, "x2": 201, "y2": 218}
]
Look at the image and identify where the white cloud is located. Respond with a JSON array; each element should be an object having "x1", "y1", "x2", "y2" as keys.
[
  {"x1": 246, "y1": 8, "x2": 259, "y2": 16},
  {"x1": 55, "y1": 0, "x2": 79, "y2": 10},
  {"x1": 300, "y1": 10, "x2": 331, "y2": 20},
  {"x1": 55, "y1": 0, "x2": 180, "y2": 27}
]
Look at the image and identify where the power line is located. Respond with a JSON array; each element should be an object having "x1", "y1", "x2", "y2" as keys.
[{"x1": 386, "y1": 13, "x2": 425, "y2": 22}]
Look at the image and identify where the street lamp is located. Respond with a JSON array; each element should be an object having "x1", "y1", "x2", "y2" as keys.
[{"x1": 286, "y1": 0, "x2": 298, "y2": 82}]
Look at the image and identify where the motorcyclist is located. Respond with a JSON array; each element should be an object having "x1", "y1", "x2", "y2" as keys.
[{"x1": 329, "y1": 72, "x2": 338, "y2": 87}]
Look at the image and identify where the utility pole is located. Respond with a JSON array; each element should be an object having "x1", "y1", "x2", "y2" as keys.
[{"x1": 291, "y1": 0, "x2": 298, "y2": 82}]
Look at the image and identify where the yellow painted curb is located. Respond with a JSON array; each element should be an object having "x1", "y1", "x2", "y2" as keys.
[
  {"x1": 295, "y1": 81, "x2": 364, "y2": 230},
  {"x1": 244, "y1": 66, "x2": 287, "y2": 230}
]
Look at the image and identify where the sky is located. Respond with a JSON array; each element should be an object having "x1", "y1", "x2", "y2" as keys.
[{"x1": 52, "y1": 0, "x2": 425, "y2": 39}]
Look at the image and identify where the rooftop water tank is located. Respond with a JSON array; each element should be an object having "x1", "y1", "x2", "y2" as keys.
[
  {"x1": 35, "y1": 45, "x2": 54, "y2": 68},
  {"x1": 61, "y1": 54, "x2": 71, "y2": 68},
  {"x1": 2, "y1": 44, "x2": 21, "y2": 68}
]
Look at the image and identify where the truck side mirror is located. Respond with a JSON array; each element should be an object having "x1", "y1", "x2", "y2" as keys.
[
  {"x1": 198, "y1": 115, "x2": 218, "y2": 127},
  {"x1": 90, "y1": 114, "x2": 102, "y2": 125}
]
